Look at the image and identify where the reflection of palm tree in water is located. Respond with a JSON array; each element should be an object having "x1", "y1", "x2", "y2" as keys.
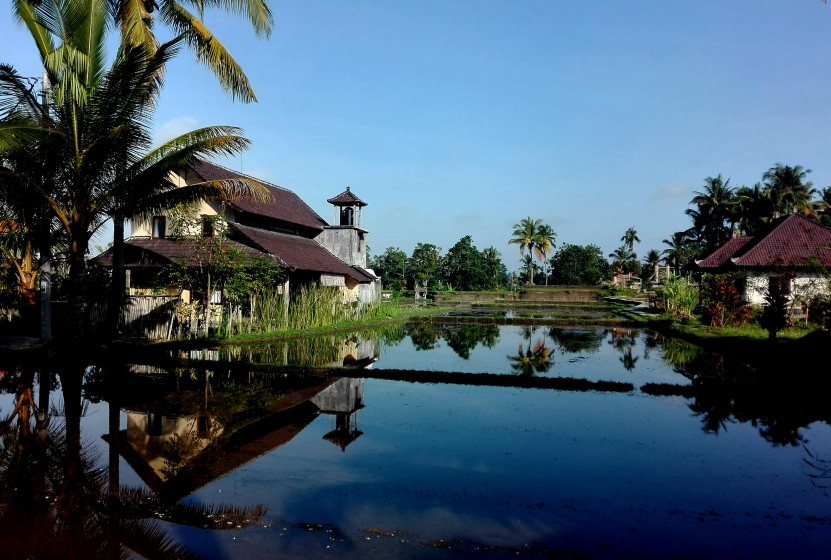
[
  {"x1": 5, "y1": 381, "x2": 40, "y2": 439},
  {"x1": 0, "y1": 364, "x2": 266, "y2": 557},
  {"x1": 508, "y1": 326, "x2": 553, "y2": 375},
  {"x1": 608, "y1": 328, "x2": 639, "y2": 371}
]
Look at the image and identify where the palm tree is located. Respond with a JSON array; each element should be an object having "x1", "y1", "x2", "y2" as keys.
[
  {"x1": 762, "y1": 163, "x2": 817, "y2": 218},
  {"x1": 687, "y1": 175, "x2": 736, "y2": 254},
  {"x1": 818, "y1": 186, "x2": 831, "y2": 226},
  {"x1": 734, "y1": 182, "x2": 775, "y2": 235},
  {"x1": 621, "y1": 226, "x2": 640, "y2": 252},
  {"x1": 508, "y1": 217, "x2": 554, "y2": 285},
  {"x1": 1, "y1": 1, "x2": 267, "y2": 341},
  {"x1": 538, "y1": 223, "x2": 556, "y2": 285},
  {"x1": 643, "y1": 249, "x2": 661, "y2": 283},
  {"x1": 661, "y1": 231, "x2": 695, "y2": 275},
  {"x1": 609, "y1": 244, "x2": 636, "y2": 274},
  {"x1": 111, "y1": 0, "x2": 273, "y2": 102}
]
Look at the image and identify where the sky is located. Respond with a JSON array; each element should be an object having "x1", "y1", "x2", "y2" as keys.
[{"x1": 3, "y1": 1, "x2": 831, "y2": 273}]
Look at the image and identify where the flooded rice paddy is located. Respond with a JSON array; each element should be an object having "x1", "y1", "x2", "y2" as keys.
[{"x1": 1, "y1": 321, "x2": 829, "y2": 559}]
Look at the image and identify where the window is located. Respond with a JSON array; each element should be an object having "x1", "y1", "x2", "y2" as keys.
[
  {"x1": 151, "y1": 216, "x2": 165, "y2": 238},
  {"x1": 201, "y1": 215, "x2": 214, "y2": 237}
]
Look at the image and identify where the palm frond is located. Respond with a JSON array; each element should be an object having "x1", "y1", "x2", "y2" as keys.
[{"x1": 161, "y1": 2, "x2": 257, "y2": 101}]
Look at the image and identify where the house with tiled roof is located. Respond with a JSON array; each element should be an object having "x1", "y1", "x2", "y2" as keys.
[
  {"x1": 96, "y1": 160, "x2": 380, "y2": 310},
  {"x1": 695, "y1": 213, "x2": 831, "y2": 306}
]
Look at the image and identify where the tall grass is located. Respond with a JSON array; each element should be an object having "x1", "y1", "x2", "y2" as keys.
[
  {"x1": 221, "y1": 283, "x2": 397, "y2": 337},
  {"x1": 657, "y1": 275, "x2": 698, "y2": 321}
]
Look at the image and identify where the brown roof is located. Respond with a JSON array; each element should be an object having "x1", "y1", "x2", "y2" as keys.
[
  {"x1": 232, "y1": 224, "x2": 377, "y2": 282},
  {"x1": 93, "y1": 237, "x2": 270, "y2": 268},
  {"x1": 190, "y1": 160, "x2": 328, "y2": 231},
  {"x1": 697, "y1": 214, "x2": 831, "y2": 271},
  {"x1": 327, "y1": 186, "x2": 367, "y2": 207}
]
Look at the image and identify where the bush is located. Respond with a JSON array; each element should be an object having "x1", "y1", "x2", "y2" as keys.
[
  {"x1": 699, "y1": 274, "x2": 752, "y2": 327},
  {"x1": 657, "y1": 275, "x2": 698, "y2": 321}
]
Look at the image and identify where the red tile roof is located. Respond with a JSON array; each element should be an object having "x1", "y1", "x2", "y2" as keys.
[
  {"x1": 232, "y1": 224, "x2": 376, "y2": 282},
  {"x1": 697, "y1": 214, "x2": 831, "y2": 270},
  {"x1": 696, "y1": 237, "x2": 753, "y2": 269},
  {"x1": 190, "y1": 160, "x2": 328, "y2": 232}
]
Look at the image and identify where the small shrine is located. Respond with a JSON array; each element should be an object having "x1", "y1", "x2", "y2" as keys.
[{"x1": 327, "y1": 186, "x2": 367, "y2": 228}]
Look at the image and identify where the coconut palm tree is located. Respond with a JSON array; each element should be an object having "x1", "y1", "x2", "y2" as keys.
[
  {"x1": 538, "y1": 223, "x2": 556, "y2": 285},
  {"x1": 661, "y1": 231, "x2": 696, "y2": 275},
  {"x1": 110, "y1": 0, "x2": 273, "y2": 102},
  {"x1": 609, "y1": 244, "x2": 636, "y2": 274},
  {"x1": 687, "y1": 175, "x2": 736, "y2": 254},
  {"x1": 762, "y1": 163, "x2": 817, "y2": 218},
  {"x1": 1, "y1": 1, "x2": 267, "y2": 341},
  {"x1": 643, "y1": 249, "x2": 661, "y2": 283},
  {"x1": 734, "y1": 182, "x2": 775, "y2": 235},
  {"x1": 508, "y1": 217, "x2": 554, "y2": 285},
  {"x1": 621, "y1": 226, "x2": 640, "y2": 252},
  {"x1": 818, "y1": 186, "x2": 831, "y2": 226}
]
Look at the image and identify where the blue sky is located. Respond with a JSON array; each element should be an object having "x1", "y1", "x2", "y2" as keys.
[{"x1": 3, "y1": 1, "x2": 831, "y2": 272}]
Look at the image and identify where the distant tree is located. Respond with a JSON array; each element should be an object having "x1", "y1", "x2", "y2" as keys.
[
  {"x1": 548, "y1": 243, "x2": 608, "y2": 285},
  {"x1": 481, "y1": 246, "x2": 506, "y2": 290},
  {"x1": 369, "y1": 247, "x2": 408, "y2": 292},
  {"x1": 509, "y1": 217, "x2": 555, "y2": 285},
  {"x1": 441, "y1": 235, "x2": 487, "y2": 291},
  {"x1": 621, "y1": 226, "x2": 641, "y2": 252},
  {"x1": 609, "y1": 244, "x2": 636, "y2": 274},
  {"x1": 408, "y1": 243, "x2": 443, "y2": 289},
  {"x1": 642, "y1": 249, "x2": 662, "y2": 283},
  {"x1": 662, "y1": 231, "x2": 697, "y2": 275}
]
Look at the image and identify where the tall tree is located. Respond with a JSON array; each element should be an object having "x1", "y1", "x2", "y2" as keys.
[
  {"x1": 762, "y1": 163, "x2": 816, "y2": 218},
  {"x1": 369, "y1": 247, "x2": 408, "y2": 292},
  {"x1": 509, "y1": 217, "x2": 554, "y2": 285},
  {"x1": 548, "y1": 243, "x2": 607, "y2": 285},
  {"x1": 609, "y1": 244, "x2": 636, "y2": 274},
  {"x1": 686, "y1": 175, "x2": 736, "y2": 254},
  {"x1": 441, "y1": 235, "x2": 487, "y2": 291},
  {"x1": 621, "y1": 226, "x2": 641, "y2": 252},
  {"x1": 0, "y1": 1, "x2": 266, "y2": 341},
  {"x1": 408, "y1": 243, "x2": 442, "y2": 289},
  {"x1": 734, "y1": 182, "x2": 775, "y2": 235},
  {"x1": 661, "y1": 231, "x2": 696, "y2": 275}
]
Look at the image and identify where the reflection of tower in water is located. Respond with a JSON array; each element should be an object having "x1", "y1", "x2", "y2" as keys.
[{"x1": 311, "y1": 378, "x2": 365, "y2": 452}]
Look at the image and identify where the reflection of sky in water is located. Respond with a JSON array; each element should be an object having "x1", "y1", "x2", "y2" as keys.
[
  {"x1": 377, "y1": 325, "x2": 691, "y2": 386},
  {"x1": 177, "y1": 380, "x2": 831, "y2": 559}
]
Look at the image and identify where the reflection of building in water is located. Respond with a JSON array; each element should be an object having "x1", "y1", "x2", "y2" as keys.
[
  {"x1": 312, "y1": 378, "x2": 365, "y2": 451},
  {"x1": 112, "y1": 375, "x2": 369, "y2": 499},
  {"x1": 125, "y1": 412, "x2": 220, "y2": 481}
]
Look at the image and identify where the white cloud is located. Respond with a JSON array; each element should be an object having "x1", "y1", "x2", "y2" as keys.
[{"x1": 651, "y1": 184, "x2": 688, "y2": 201}]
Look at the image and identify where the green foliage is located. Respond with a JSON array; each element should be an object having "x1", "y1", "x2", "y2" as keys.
[
  {"x1": 656, "y1": 275, "x2": 698, "y2": 320},
  {"x1": 440, "y1": 235, "x2": 504, "y2": 291},
  {"x1": 508, "y1": 217, "x2": 555, "y2": 285},
  {"x1": 369, "y1": 247, "x2": 408, "y2": 293},
  {"x1": 549, "y1": 243, "x2": 609, "y2": 285},
  {"x1": 408, "y1": 243, "x2": 443, "y2": 289}
]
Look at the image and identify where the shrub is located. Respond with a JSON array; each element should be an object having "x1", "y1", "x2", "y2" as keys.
[
  {"x1": 657, "y1": 275, "x2": 698, "y2": 321},
  {"x1": 699, "y1": 274, "x2": 752, "y2": 327}
]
